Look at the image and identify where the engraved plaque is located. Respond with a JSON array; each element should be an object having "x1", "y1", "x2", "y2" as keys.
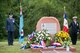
[{"x1": 41, "y1": 23, "x2": 57, "y2": 34}]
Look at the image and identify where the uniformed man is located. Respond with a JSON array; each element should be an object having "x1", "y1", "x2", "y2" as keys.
[
  {"x1": 6, "y1": 13, "x2": 15, "y2": 45},
  {"x1": 69, "y1": 16, "x2": 79, "y2": 45}
]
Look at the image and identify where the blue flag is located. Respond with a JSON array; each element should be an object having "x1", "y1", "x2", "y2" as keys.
[{"x1": 19, "y1": 3, "x2": 24, "y2": 44}]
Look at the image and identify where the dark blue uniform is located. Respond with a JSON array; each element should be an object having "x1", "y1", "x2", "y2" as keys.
[
  {"x1": 6, "y1": 18, "x2": 15, "y2": 45},
  {"x1": 69, "y1": 21, "x2": 79, "y2": 45}
]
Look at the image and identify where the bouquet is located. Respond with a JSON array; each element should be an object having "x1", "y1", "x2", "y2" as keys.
[
  {"x1": 35, "y1": 30, "x2": 52, "y2": 44},
  {"x1": 26, "y1": 30, "x2": 52, "y2": 48},
  {"x1": 54, "y1": 31, "x2": 71, "y2": 47}
]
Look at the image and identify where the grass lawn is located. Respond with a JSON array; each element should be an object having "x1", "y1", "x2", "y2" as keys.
[
  {"x1": 0, "y1": 40, "x2": 80, "y2": 53},
  {"x1": 0, "y1": 41, "x2": 40, "y2": 53}
]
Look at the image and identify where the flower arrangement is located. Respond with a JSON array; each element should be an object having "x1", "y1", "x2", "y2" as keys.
[
  {"x1": 54, "y1": 31, "x2": 71, "y2": 47},
  {"x1": 21, "y1": 30, "x2": 52, "y2": 49},
  {"x1": 21, "y1": 30, "x2": 71, "y2": 49},
  {"x1": 34, "y1": 30, "x2": 52, "y2": 44}
]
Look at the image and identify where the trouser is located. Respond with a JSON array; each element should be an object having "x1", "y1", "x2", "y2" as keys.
[
  {"x1": 71, "y1": 33, "x2": 77, "y2": 45},
  {"x1": 8, "y1": 31, "x2": 14, "y2": 45}
]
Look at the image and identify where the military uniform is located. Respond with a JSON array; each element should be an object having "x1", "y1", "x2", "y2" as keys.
[
  {"x1": 69, "y1": 16, "x2": 79, "y2": 45},
  {"x1": 6, "y1": 17, "x2": 15, "y2": 45}
]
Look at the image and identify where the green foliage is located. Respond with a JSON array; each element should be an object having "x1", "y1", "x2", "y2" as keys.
[{"x1": 0, "y1": 0, "x2": 80, "y2": 39}]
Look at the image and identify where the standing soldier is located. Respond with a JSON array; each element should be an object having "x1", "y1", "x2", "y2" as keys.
[
  {"x1": 6, "y1": 13, "x2": 15, "y2": 45},
  {"x1": 69, "y1": 16, "x2": 79, "y2": 45}
]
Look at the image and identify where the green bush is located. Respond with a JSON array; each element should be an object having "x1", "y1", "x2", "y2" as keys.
[{"x1": 0, "y1": 0, "x2": 80, "y2": 39}]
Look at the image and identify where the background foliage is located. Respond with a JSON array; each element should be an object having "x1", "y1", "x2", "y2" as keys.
[{"x1": 0, "y1": 0, "x2": 80, "y2": 40}]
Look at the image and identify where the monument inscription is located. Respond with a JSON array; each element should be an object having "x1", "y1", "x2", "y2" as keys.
[{"x1": 41, "y1": 23, "x2": 57, "y2": 34}]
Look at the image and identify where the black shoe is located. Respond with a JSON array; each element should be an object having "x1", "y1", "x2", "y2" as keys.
[
  {"x1": 8, "y1": 44, "x2": 13, "y2": 46},
  {"x1": 72, "y1": 44, "x2": 76, "y2": 45},
  {"x1": 11, "y1": 44, "x2": 13, "y2": 45}
]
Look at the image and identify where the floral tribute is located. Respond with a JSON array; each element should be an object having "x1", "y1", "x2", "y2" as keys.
[
  {"x1": 21, "y1": 30, "x2": 52, "y2": 49},
  {"x1": 21, "y1": 30, "x2": 71, "y2": 49},
  {"x1": 54, "y1": 31, "x2": 71, "y2": 47}
]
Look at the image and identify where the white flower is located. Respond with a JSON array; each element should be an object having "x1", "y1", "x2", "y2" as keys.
[
  {"x1": 37, "y1": 33, "x2": 40, "y2": 36},
  {"x1": 40, "y1": 37, "x2": 42, "y2": 40},
  {"x1": 46, "y1": 34, "x2": 49, "y2": 36},
  {"x1": 48, "y1": 37, "x2": 51, "y2": 40},
  {"x1": 41, "y1": 34, "x2": 44, "y2": 36},
  {"x1": 27, "y1": 41, "x2": 30, "y2": 43},
  {"x1": 44, "y1": 32, "x2": 46, "y2": 35},
  {"x1": 38, "y1": 31, "x2": 41, "y2": 33},
  {"x1": 36, "y1": 38, "x2": 38, "y2": 41},
  {"x1": 42, "y1": 31, "x2": 45, "y2": 33}
]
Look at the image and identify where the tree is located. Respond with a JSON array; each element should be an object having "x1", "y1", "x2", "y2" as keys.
[{"x1": 0, "y1": 0, "x2": 80, "y2": 39}]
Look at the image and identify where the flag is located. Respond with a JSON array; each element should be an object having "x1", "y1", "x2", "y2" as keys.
[
  {"x1": 30, "y1": 44, "x2": 45, "y2": 48},
  {"x1": 19, "y1": 2, "x2": 24, "y2": 44},
  {"x1": 40, "y1": 40, "x2": 46, "y2": 46},
  {"x1": 63, "y1": 12, "x2": 69, "y2": 33}
]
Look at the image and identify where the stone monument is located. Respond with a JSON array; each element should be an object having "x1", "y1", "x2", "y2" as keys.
[{"x1": 36, "y1": 17, "x2": 60, "y2": 35}]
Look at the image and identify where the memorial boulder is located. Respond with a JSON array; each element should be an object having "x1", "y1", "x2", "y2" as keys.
[{"x1": 36, "y1": 17, "x2": 60, "y2": 35}]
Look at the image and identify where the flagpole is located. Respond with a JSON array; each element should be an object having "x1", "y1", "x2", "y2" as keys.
[
  {"x1": 20, "y1": 0, "x2": 22, "y2": 15},
  {"x1": 64, "y1": 6, "x2": 66, "y2": 13}
]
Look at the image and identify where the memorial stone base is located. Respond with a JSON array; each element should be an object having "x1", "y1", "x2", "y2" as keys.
[{"x1": 31, "y1": 46, "x2": 76, "y2": 53}]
